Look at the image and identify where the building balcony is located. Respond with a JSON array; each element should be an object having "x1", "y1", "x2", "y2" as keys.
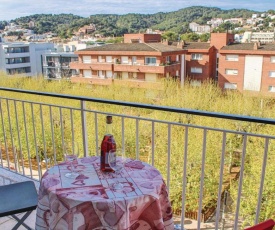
[
  {"x1": 70, "y1": 61, "x2": 113, "y2": 71},
  {"x1": 71, "y1": 75, "x2": 164, "y2": 89},
  {"x1": 70, "y1": 61, "x2": 181, "y2": 73},
  {"x1": 4, "y1": 52, "x2": 30, "y2": 58},
  {"x1": 114, "y1": 61, "x2": 181, "y2": 74},
  {"x1": 0, "y1": 87, "x2": 274, "y2": 229},
  {"x1": 5, "y1": 62, "x2": 31, "y2": 69}
]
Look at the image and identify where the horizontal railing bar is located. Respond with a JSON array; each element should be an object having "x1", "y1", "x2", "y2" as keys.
[
  {"x1": 1, "y1": 87, "x2": 275, "y2": 125},
  {"x1": 1, "y1": 96, "x2": 274, "y2": 139}
]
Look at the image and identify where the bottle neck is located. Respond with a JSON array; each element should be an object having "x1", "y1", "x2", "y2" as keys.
[{"x1": 105, "y1": 123, "x2": 113, "y2": 135}]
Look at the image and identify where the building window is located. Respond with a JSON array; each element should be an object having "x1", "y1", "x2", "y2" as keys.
[
  {"x1": 191, "y1": 67, "x2": 202, "y2": 73},
  {"x1": 268, "y1": 86, "x2": 275, "y2": 92},
  {"x1": 269, "y1": 71, "x2": 275, "y2": 77},
  {"x1": 83, "y1": 70, "x2": 92, "y2": 78},
  {"x1": 7, "y1": 67, "x2": 31, "y2": 75},
  {"x1": 191, "y1": 54, "x2": 203, "y2": 60},
  {"x1": 6, "y1": 57, "x2": 30, "y2": 64},
  {"x1": 225, "y1": 55, "x2": 239, "y2": 61},
  {"x1": 5, "y1": 47, "x2": 29, "y2": 53},
  {"x1": 224, "y1": 83, "x2": 237, "y2": 89},
  {"x1": 121, "y1": 56, "x2": 129, "y2": 64},
  {"x1": 83, "y1": 56, "x2": 91, "y2": 64},
  {"x1": 145, "y1": 57, "x2": 157, "y2": 66},
  {"x1": 271, "y1": 56, "x2": 275, "y2": 63},
  {"x1": 98, "y1": 56, "x2": 102, "y2": 63},
  {"x1": 166, "y1": 56, "x2": 171, "y2": 63},
  {"x1": 106, "y1": 56, "x2": 112, "y2": 63},
  {"x1": 225, "y1": 69, "x2": 238, "y2": 75}
]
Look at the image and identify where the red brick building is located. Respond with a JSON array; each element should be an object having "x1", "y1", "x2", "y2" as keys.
[
  {"x1": 70, "y1": 32, "x2": 275, "y2": 95},
  {"x1": 183, "y1": 42, "x2": 216, "y2": 84},
  {"x1": 218, "y1": 42, "x2": 275, "y2": 93},
  {"x1": 70, "y1": 42, "x2": 186, "y2": 86}
]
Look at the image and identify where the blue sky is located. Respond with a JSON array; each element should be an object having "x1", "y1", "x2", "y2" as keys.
[{"x1": 0, "y1": 0, "x2": 274, "y2": 21}]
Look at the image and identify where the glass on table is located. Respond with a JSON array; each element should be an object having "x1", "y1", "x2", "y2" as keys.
[
  {"x1": 63, "y1": 142, "x2": 80, "y2": 179},
  {"x1": 108, "y1": 148, "x2": 127, "y2": 191}
]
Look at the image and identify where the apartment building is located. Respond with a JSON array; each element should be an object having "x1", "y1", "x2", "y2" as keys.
[
  {"x1": 218, "y1": 42, "x2": 275, "y2": 93},
  {"x1": 182, "y1": 42, "x2": 216, "y2": 84},
  {"x1": 207, "y1": 18, "x2": 224, "y2": 29},
  {"x1": 242, "y1": 31, "x2": 275, "y2": 43},
  {"x1": 224, "y1": 18, "x2": 244, "y2": 25},
  {"x1": 42, "y1": 52, "x2": 78, "y2": 79},
  {"x1": 70, "y1": 42, "x2": 186, "y2": 86},
  {"x1": 189, "y1": 22, "x2": 211, "y2": 34},
  {"x1": 0, "y1": 42, "x2": 54, "y2": 76},
  {"x1": 41, "y1": 42, "x2": 91, "y2": 79}
]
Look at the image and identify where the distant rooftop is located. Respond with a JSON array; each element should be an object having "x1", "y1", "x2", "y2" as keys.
[
  {"x1": 221, "y1": 42, "x2": 275, "y2": 51},
  {"x1": 183, "y1": 42, "x2": 211, "y2": 50},
  {"x1": 169, "y1": 41, "x2": 211, "y2": 50},
  {"x1": 77, "y1": 43, "x2": 183, "y2": 52}
]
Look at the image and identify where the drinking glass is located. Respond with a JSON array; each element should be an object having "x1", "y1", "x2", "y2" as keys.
[
  {"x1": 64, "y1": 142, "x2": 79, "y2": 179},
  {"x1": 108, "y1": 148, "x2": 126, "y2": 190}
]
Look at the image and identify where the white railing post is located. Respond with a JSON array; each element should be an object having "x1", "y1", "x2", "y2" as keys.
[{"x1": 81, "y1": 100, "x2": 88, "y2": 157}]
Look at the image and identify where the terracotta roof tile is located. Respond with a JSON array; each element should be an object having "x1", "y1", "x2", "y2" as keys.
[
  {"x1": 221, "y1": 42, "x2": 275, "y2": 51},
  {"x1": 79, "y1": 43, "x2": 183, "y2": 52},
  {"x1": 183, "y1": 42, "x2": 211, "y2": 50}
]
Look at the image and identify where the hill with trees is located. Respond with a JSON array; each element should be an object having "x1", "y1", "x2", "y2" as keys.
[{"x1": 0, "y1": 6, "x2": 268, "y2": 38}]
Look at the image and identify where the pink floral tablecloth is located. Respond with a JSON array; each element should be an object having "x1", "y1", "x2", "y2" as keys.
[{"x1": 35, "y1": 156, "x2": 174, "y2": 230}]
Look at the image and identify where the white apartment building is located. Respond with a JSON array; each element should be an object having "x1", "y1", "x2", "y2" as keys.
[
  {"x1": 42, "y1": 52, "x2": 78, "y2": 79},
  {"x1": 0, "y1": 42, "x2": 54, "y2": 76},
  {"x1": 224, "y1": 18, "x2": 244, "y2": 25},
  {"x1": 241, "y1": 31, "x2": 275, "y2": 43},
  {"x1": 207, "y1": 18, "x2": 223, "y2": 28},
  {"x1": 41, "y1": 42, "x2": 87, "y2": 79},
  {"x1": 189, "y1": 22, "x2": 211, "y2": 34}
]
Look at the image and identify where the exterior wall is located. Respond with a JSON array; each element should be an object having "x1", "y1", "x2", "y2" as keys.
[
  {"x1": 208, "y1": 46, "x2": 217, "y2": 79},
  {"x1": 218, "y1": 51, "x2": 275, "y2": 94},
  {"x1": 218, "y1": 53, "x2": 246, "y2": 91},
  {"x1": 185, "y1": 50, "x2": 213, "y2": 81},
  {"x1": 210, "y1": 33, "x2": 235, "y2": 50},
  {"x1": 124, "y1": 34, "x2": 161, "y2": 43},
  {"x1": 261, "y1": 55, "x2": 275, "y2": 92}
]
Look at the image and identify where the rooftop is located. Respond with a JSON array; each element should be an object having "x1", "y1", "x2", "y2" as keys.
[
  {"x1": 183, "y1": 42, "x2": 211, "y2": 50},
  {"x1": 77, "y1": 42, "x2": 184, "y2": 52},
  {"x1": 221, "y1": 42, "x2": 275, "y2": 51}
]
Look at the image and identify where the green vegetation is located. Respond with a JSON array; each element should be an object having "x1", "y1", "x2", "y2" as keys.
[
  {"x1": 2, "y1": 6, "x2": 271, "y2": 39},
  {"x1": 0, "y1": 74, "x2": 275, "y2": 226}
]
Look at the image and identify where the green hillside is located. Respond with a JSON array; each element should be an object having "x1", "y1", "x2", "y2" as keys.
[{"x1": 0, "y1": 6, "x2": 264, "y2": 38}]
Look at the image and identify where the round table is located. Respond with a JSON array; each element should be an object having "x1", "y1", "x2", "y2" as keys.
[{"x1": 35, "y1": 156, "x2": 174, "y2": 230}]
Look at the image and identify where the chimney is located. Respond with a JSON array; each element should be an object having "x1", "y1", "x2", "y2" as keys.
[
  {"x1": 253, "y1": 42, "x2": 258, "y2": 50},
  {"x1": 177, "y1": 40, "x2": 185, "y2": 48},
  {"x1": 162, "y1": 39, "x2": 169, "y2": 45}
]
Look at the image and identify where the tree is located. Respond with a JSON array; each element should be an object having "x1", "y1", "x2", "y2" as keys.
[
  {"x1": 161, "y1": 31, "x2": 178, "y2": 41},
  {"x1": 200, "y1": 33, "x2": 210, "y2": 42},
  {"x1": 0, "y1": 21, "x2": 8, "y2": 30},
  {"x1": 180, "y1": 33, "x2": 200, "y2": 42}
]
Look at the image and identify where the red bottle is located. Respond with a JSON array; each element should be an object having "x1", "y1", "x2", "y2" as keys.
[{"x1": 100, "y1": 115, "x2": 116, "y2": 172}]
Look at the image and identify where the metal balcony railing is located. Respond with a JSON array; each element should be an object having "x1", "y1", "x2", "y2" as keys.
[{"x1": 0, "y1": 87, "x2": 275, "y2": 229}]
